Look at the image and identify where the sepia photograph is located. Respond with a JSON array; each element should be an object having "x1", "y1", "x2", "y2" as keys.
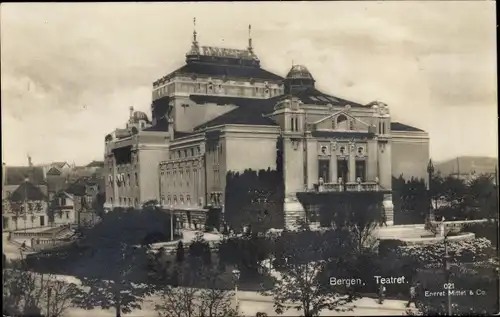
[{"x1": 1, "y1": 1, "x2": 498, "y2": 316}]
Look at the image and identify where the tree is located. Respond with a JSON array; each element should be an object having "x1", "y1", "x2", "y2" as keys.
[
  {"x1": 465, "y1": 174, "x2": 497, "y2": 219},
  {"x1": 266, "y1": 227, "x2": 358, "y2": 317},
  {"x1": 3, "y1": 255, "x2": 79, "y2": 317},
  {"x1": 439, "y1": 176, "x2": 468, "y2": 219},
  {"x1": 189, "y1": 232, "x2": 212, "y2": 268},
  {"x1": 72, "y1": 243, "x2": 154, "y2": 317},
  {"x1": 155, "y1": 263, "x2": 239, "y2": 317},
  {"x1": 429, "y1": 172, "x2": 445, "y2": 210},
  {"x1": 176, "y1": 241, "x2": 185, "y2": 263}
]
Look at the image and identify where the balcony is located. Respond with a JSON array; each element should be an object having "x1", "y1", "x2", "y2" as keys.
[{"x1": 309, "y1": 181, "x2": 382, "y2": 192}]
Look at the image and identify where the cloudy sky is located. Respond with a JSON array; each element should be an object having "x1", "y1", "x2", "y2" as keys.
[{"x1": 1, "y1": 1, "x2": 497, "y2": 166}]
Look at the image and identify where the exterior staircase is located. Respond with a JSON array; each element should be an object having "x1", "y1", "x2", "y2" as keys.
[{"x1": 375, "y1": 224, "x2": 435, "y2": 240}]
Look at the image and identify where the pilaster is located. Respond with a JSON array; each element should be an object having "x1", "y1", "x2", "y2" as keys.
[
  {"x1": 330, "y1": 140, "x2": 337, "y2": 182},
  {"x1": 348, "y1": 142, "x2": 356, "y2": 182},
  {"x1": 367, "y1": 138, "x2": 378, "y2": 181}
]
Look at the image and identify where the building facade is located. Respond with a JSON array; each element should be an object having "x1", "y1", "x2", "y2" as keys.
[{"x1": 103, "y1": 24, "x2": 430, "y2": 229}]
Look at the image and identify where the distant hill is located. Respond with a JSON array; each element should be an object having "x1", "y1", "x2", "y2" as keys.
[{"x1": 435, "y1": 156, "x2": 498, "y2": 176}]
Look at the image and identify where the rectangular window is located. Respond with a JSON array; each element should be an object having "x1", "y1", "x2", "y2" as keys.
[
  {"x1": 337, "y1": 159, "x2": 348, "y2": 182},
  {"x1": 3, "y1": 217, "x2": 8, "y2": 229},
  {"x1": 40, "y1": 216, "x2": 45, "y2": 226},
  {"x1": 355, "y1": 160, "x2": 366, "y2": 182},
  {"x1": 318, "y1": 159, "x2": 330, "y2": 183}
]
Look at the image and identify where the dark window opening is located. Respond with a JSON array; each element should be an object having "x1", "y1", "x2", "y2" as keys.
[
  {"x1": 337, "y1": 159, "x2": 348, "y2": 182},
  {"x1": 318, "y1": 159, "x2": 330, "y2": 183},
  {"x1": 355, "y1": 160, "x2": 366, "y2": 182}
]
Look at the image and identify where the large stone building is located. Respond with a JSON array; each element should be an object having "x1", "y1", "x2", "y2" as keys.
[{"x1": 103, "y1": 24, "x2": 430, "y2": 228}]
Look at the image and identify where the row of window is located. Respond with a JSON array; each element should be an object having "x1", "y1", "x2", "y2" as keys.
[
  {"x1": 160, "y1": 167, "x2": 201, "y2": 190},
  {"x1": 319, "y1": 145, "x2": 365, "y2": 156},
  {"x1": 3, "y1": 215, "x2": 47, "y2": 229},
  {"x1": 108, "y1": 197, "x2": 139, "y2": 207},
  {"x1": 108, "y1": 173, "x2": 139, "y2": 187},
  {"x1": 6, "y1": 202, "x2": 44, "y2": 213},
  {"x1": 169, "y1": 147, "x2": 200, "y2": 160},
  {"x1": 154, "y1": 83, "x2": 280, "y2": 100},
  {"x1": 160, "y1": 194, "x2": 196, "y2": 206}
]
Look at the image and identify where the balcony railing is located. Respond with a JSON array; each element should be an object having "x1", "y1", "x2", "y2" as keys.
[{"x1": 310, "y1": 181, "x2": 382, "y2": 192}]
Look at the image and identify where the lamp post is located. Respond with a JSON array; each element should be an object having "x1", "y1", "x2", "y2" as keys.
[
  {"x1": 427, "y1": 159, "x2": 435, "y2": 222},
  {"x1": 232, "y1": 268, "x2": 241, "y2": 312},
  {"x1": 169, "y1": 205, "x2": 174, "y2": 241}
]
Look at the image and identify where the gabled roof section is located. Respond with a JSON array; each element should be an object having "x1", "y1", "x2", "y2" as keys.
[
  {"x1": 391, "y1": 122, "x2": 425, "y2": 132},
  {"x1": 5, "y1": 166, "x2": 46, "y2": 186},
  {"x1": 46, "y1": 166, "x2": 62, "y2": 176},
  {"x1": 9, "y1": 182, "x2": 47, "y2": 202},
  {"x1": 312, "y1": 110, "x2": 371, "y2": 128},
  {"x1": 276, "y1": 87, "x2": 366, "y2": 108},
  {"x1": 192, "y1": 95, "x2": 280, "y2": 130},
  {"x1": 52, "y1": 161, "x2": 69, "y2": 169}
]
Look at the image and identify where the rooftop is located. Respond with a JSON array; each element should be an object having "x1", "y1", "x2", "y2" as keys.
[
  {"x1": 5, "y1": 166, "x2": 46, "y2": 186},
  {"x1": 390, "y1": 122, "x2": 425, "y2": 132},
  {"x1": 9, "y1": 181, "x2": 47, "y2": 202},
  {"x1": 192, "y1": 95, "x2": 280, "y2": 130}
]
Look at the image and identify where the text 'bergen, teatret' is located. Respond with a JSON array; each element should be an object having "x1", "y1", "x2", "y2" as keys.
[{"x1": 103, "y1": 23, "x2": 430, "y2": 229}]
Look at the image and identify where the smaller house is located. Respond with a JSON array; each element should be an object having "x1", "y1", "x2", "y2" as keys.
[
  {"x1": 49, "y1": 191, "x2": 77, "y2": 226},
  {"x1": 65, "y1": 177, "x2": 104, "y2": 226},
  {"x1": 3, "y1": 180, "x2": 49, "y2": 231}
]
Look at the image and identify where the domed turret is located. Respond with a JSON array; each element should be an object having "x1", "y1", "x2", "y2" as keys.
[
  {"x1": 284, "y1": 64, "x2": 315, "y2": 94},
  {"x1": 286, "y1": 65, "x2": 315, "y2": 81},
  {"x1": 131, "y1": 111, "x2": 150, "y2": 123}
]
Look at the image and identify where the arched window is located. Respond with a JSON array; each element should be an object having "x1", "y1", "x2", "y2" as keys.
[
  {"x1": 294, "y1": 116, "x2": 299, "y2": 131},
  {"x1": 135, "y1": 173, "x2": 138, "y2": 186},
  {"x1": 180, "y1": 195, "x2": 184, "y2": 204},
  {"x1": 127, "y1": 174, "x2": 131, "y2": 186},
  {"x1": 290, "y1": 117, "x2": 295, "y2": 131},
  {"x1": 337, "y1": 115, "x2": 349, "y2": 130}
]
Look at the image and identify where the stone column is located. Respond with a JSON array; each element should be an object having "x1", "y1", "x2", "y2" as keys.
[
  {"x1": 330, "y1": 154, "x2": 338, "y2": 183},
  {"x1": 348, "y1": 145, "x2": 356, "y2": 183},
  {"x1": 366, "y1": 139, "x2": 378, "y2": 181}
]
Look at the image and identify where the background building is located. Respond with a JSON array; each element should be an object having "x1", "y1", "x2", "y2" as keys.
[{"x1": 103, "y1": 24, "x2": 430, "y2": 229}]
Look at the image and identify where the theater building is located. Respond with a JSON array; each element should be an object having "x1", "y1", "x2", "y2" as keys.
[{"x1": 103, "y1": 24, "x2": 430, "y2": 229}]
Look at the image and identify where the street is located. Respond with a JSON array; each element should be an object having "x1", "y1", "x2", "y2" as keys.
[{"x1": 65, "y1": 293, "x2": 409, "y2": 316}]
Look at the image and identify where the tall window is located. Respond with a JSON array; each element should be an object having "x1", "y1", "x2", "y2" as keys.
[
  {"x1": 290, "y1": 117, "x2": 295, "y2": 131},
  {"x1": 318, "y1": 160, "x2": 330, "y2": 183},
  {"x1": 135, "y1": 173, "x2": 139, "y2": 186},
  {"x1": 337, "y1": 159, "x2": 348, "y2": 182},
  {"x1": 355, "y1": 161, "x2": 366, "y2": 182},
  {"x1": 294, "y1": 116, "x2": 299, "y2": 131}
]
